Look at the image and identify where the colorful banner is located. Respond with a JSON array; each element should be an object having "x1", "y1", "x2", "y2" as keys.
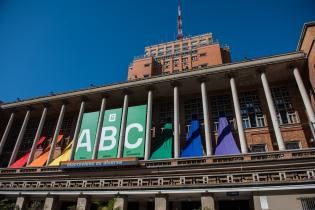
[
  {"x1": 123, "y1": 105, "x2": 147, "y2": 158},
  {"x1": 74, "y1": 111, "x2": 99, "y2": 160},
  {"x1": 97, "y1": 108, "x2": 122, "y2": 159}
]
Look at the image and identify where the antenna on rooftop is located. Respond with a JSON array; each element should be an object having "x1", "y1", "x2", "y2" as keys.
[{"x1": 176, "y1": 0, "x2": 183, "y2": 40}]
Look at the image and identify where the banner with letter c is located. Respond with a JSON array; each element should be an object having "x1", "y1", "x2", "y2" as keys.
[{"x1": 123, "y1": 105, "x2": 147, "y2": 158}]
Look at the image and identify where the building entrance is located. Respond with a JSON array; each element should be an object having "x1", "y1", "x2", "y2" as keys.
[{"x1": 218, "y1": 200, "x2": 251, "y2": 210}]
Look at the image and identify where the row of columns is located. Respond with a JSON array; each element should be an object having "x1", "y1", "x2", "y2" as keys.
[
  {"x1": 14, "y1": 193, "x2": 216, "y2": 210},
  {"x1": 1, "y1": 67, "x2": 315, "y2": 165}
]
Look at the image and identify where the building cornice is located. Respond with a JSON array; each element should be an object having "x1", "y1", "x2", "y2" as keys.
[
  {"x1": 1, "y1": 51, "x2": 306, "y2": 109},
  {"x1": 297, "y1": 21, "x2": 315, "y2": 51}
]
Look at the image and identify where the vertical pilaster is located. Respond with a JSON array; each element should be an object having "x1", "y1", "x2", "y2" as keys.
[
  {"x1": 27, "y1": 106, "x2": 48, "y2": 165},
  {"x1": 43, "y1": 196, "x2": 60, "y2": 210},
  {"x1": 0, "y1": 112, "x2": 15, "y2": 156},
  {"x1": 70, "y1": 100, "x2": 85, "y2": 161},
  {"x1": 201, "y1": 81, "x2": 213, "y2": 156},
  {"x1": 93, "y1": 97, "x2": 107, "y2": 159},
  {"x1": 9, "y1": 109, "x2": 31, "y2": 166},
  {"x1": 292, "y1": 67, "x2": 315, "y2": 127},
  {"x1": 15, "y1": 196, "x2": 28, "y2": 210},
  {"x1": 76, "y1": 196, "x2": 91, "y2": 210},
  {"x1": 117, "y1": 94, "x2": 129, "y2": 158},
  {"x1": 174, "y1": 85, "x2": 180, "y2": 158},
  {"x1": 230, "y1": 76, "x2": 248, "y2": 153},
  {"x1": 114, "y1": 195, "x2": 128, "y2": 210},
  {"x1": 201, "y1": 193, "x2": 216, "y2": 210},
  {"x1": 47, "y1": 104, "x2": 66, "y2": 165},
  {"x1": 260, "y1": 71, "x2": 285, "y2": 150},
  {"x1": 155, "y1": 194, "x2": 168, "y2": 210},
  {"x1": 144, "y1": 89, "x2": 153, "y2": 160}
]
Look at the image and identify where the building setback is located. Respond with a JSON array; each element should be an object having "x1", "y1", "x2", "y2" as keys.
[{"x1": 0, "y1": 22, "x2": 315, "y2": 210}]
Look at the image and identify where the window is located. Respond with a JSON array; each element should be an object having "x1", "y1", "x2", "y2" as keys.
[
  {"x1": 143, "y1": 74, "x2": 150, "y2": 78},
  {"x1": 192, "y1": 56, "x2": 198, "y2": 62},
  {"x1": 174, "y1": 59, "x2": 179, "y2": 64},
  {"x1": 251, "y1": 144, "x2": 267, "y2": 153},
  {"x1": 21, "y1": 120, "x2": 39, "y2": 150},
  {"x1": 165, "y1": 65, "x2": 170, "y2": 69},
  {"x1": 211, "y1": 95, "x2": 234, "y2": 131},
  {"x1": 174, "y1": 44, "x2": 180, "y2": 49},
  {"x1": 184, "y1": 98, "x2": 203, "y2": 126},
  {"x1": 158, "y1": 48, "x2": 164, "y2": 52},
  {"x1": 60, "y1": 117, "x2": 73, "y2": 138},
  {"x1": 160, "y1": 102, "x2": 173, "y2": 125},
  {"x1": 182, "y1": 42, "x2": 188, "y2": 46},
  {"x1": 200, "y1": 53, "x2": 207, "y2": 57},
  {"x1": 144, "y1": 63, "x2": 150, "y2": 67},
  {"x1": 239, "y1": 91, "x2": 265, "y2": 128},
  {"x1": 285, "y1": 141, "x2": 301, "y2": 150},
  {"x1": 271, "y1": 87, "x2": 299, "y2": 124},
  {"x1": 182, "y1": 57, "x2": 188, "y2": 64},
  {"x1": 300, "y1": 197, "x2": 315, "y2": 210},
  {"x1": 200, "y1": 63, "x2": 208, "y2": 68}
]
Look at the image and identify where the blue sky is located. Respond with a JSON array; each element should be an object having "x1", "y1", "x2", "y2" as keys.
[{"x1": 0, "y1": 0, "x2": 314, "y2": 102}]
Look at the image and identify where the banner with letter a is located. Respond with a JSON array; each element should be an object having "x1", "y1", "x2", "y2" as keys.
[
  {"x1": 123, "y1": 105, "x2": 147, "y2": 158},
  {"x1": 97, "y1": 108, "x2": 122, "y2": 159},
  {"x1": 74, "y1": 111, "x2": 99, "y2": 160}
]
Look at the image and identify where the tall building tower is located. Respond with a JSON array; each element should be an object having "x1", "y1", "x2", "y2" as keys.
[{"x1": 127, "y1": 3, "x2": 231, "y2": 80}]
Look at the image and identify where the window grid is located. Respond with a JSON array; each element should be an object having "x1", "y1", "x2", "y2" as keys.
[
  {"x1": 21, "y1": 120, "x2": 38, "y2": 150},
  {"x1": 300, "y1": 197, "x2": 315, "y2": 210},
  {"x1": 160, "y1": 102, "x2": 173, "y2": 126},
  {"x1": 271, "y1": 87, "x2": 299, "y2": 125},
  {"x1": 184, "y1": 98, "x2": 203, "y2": 125},
  {"x1": 210, "y1": 95, "x2": 234, "y2": 131},
  {"x1": 239, "y1": 91, "x2": 265, "y2": 128}
]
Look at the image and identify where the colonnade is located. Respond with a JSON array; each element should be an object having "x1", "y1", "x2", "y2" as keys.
[
  {"x1": 1, "y1": 67, "x2": 315, "y2": 165},
  {"x1": 14, "y1": 193, "x2": 216, "y2": 210}
]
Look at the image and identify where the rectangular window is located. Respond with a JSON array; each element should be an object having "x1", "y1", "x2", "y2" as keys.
[
  {"x1": 192, "y1": 56, "x2": 198, "y2": 62},
  {"x1": 251, "y1": 144, "x2": 267, "y2": 153},
  {"x1": 200, "y1": 53, "x2": 207, "y2": 57},
  {"x1": 174, "y1": 44, "x2": 180, "y2": 48},
  {"x1": 239, "y1": 91, "x2": 265, "y2": 128},
  {"x1": 200, "y1": 63, "x2": 208, "y2": 68},
  {"x1": 174, "y1": 59, "x2": 179, "y2": 64},
  {"x1": 211, "y1": 95, "x2": 234, "y2": 131},
  {"x1": 144, "y1": 63, "x2": 150, "y2": 67},
  {"x1": 160, "y1": 102, "x2": 173, "y2": 125},
  {"x1": 285, "y1": 141, "x2": 301, "y2": 150},
  {"x1": 143, "y1": 74, "x2": 150, "y2": 78},
  {"x1": 271, "y1": 87, "x2": 299, "y2": 125},
  {"x1": 184, "y1": 98, "x2": 203, "y2": 125},
  {"x1": 182, "y1": 57, "x2": 188, "y2": 63}
]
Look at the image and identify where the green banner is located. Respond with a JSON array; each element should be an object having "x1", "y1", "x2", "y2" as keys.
[
  {"x1": 123, "y1": 105, "x2": 147, "y2": 158},
  {"x1": 97, "y1": 108, "x2": 122, "y2": 159},
  {"x1": 150, "y1": 123, "x2": 173, "y2": 160},
  {"x1": 74, "y1": 111, "x2": 100, "y2": 160}
]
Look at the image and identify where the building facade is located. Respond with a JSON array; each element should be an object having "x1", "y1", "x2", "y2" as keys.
[{"x1": 0, "y1": 22, "x2": 315, "y2": 210}]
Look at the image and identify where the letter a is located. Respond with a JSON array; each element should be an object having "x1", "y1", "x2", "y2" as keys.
[{"x1": 76, "y1": 129, "x2": 92, "y2": 152}]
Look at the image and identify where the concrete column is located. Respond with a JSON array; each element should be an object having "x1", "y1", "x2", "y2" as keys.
[
  {"x1": 93, "y1": 97, "x2": 107, "y2": 159},
  {"x1": 76, "y1": 196, "x2": 91, "y2": 210},
  {"x1": 47, "y1": 104, "x2": 66, "y2": 165},
  {"x1": 117, "y1": 94, "x2": 129, "y2": 158},
  {"x1": 43, "y1": 196, "x2": 60, "y2": 210},
  {"x1": 201, "y1": 193, "x2": 216, "y2": 210},
  {"x1": 230, "y1": 77, "x2": 248, "y2": 153},
  {"x1": 201, "y1": 81, "x2": 213, "y2": 156},
  {"x1": 144, "y1": 89, "x2": 153, "y2": 160},
  {"x1": 70, "y1": 100, "x2": 85, "y2": 161},
  {"x1": 174, "y1": 86, "x2": 180, "y2": 158},
  {"x1": 155, "y1": 194, "x2": 168, "y2": 210},
  {"x1": 9, "y1": 110, "x2": 31, "y2": 166},
  {"x1": 0, "y1": 112, "x2": 15, "y2": 156},
  {"x1": 292, "y1": 67, "x2": 315, "y2": 126},
  {"x1": 260, "y1": 71, "x2": 285, "y2": 151},
  {"x1": 114, "y1": 195, "x2": 128, "y2": 210},
  {"x1": 27, "y1": 106, "x2": 48, "y2": 165},
  {"x1": 15, "y1": 196, "x2": 28, "y2": 210}
]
